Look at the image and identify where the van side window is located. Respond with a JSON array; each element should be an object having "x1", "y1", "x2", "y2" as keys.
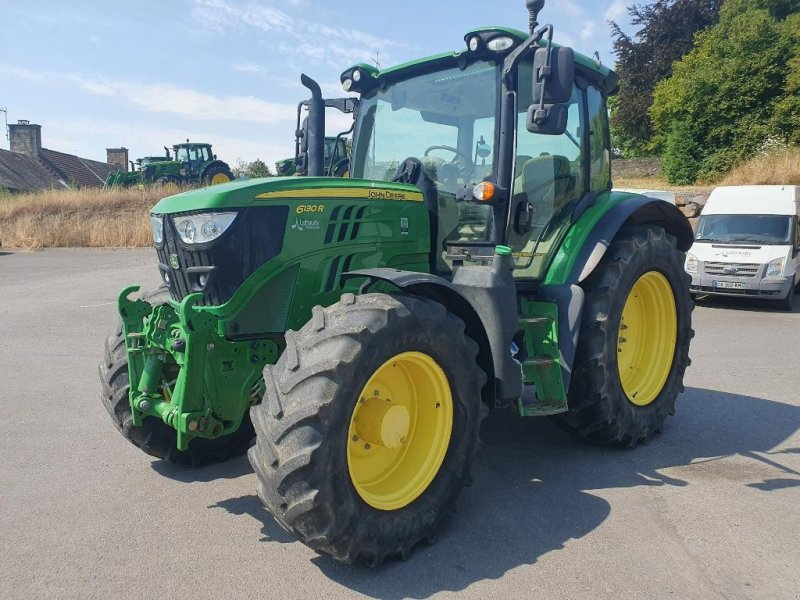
[{"x1": 796, "y1": 216, "x2": 800, "y2": 248}]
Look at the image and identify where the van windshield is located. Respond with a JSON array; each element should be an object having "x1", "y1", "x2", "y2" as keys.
[{"x1": 695, "y1": 214, "x2": 793, "y2": 245}]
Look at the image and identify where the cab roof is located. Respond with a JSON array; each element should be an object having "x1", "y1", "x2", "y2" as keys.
[{"x1": 343, "y1": 26, "x2": 618, "y2": 96}]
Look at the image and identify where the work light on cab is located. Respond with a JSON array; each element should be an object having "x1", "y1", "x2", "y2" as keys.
[{"x1": 487, "y1": 36, "x2": 514, "y2": 52}]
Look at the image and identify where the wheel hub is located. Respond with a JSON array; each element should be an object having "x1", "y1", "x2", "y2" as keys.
[{"x1": 354, "y1": 398, "x2": 411, "y2": 449}]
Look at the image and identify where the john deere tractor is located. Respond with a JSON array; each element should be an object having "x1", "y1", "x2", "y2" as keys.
[
  {"x1": 105, "y1": 142, "x2": 234, "y2": 189},
  {"x1": 100, "y1": 0, "x2": 693, "y2": 566},
  {"x1": 105, "y1": 156, "x2": 170, "y2": 188}
]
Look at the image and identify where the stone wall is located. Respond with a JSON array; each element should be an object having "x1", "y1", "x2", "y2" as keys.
[{"x1": 612, "y1": 158, "x2": 663, "y2": 179}]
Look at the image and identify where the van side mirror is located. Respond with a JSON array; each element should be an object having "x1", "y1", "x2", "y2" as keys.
[
  {"x1": 532, "y1": 46, "x2": 574, "y2": 105},
  {"x1": 527, "y1": 103, "x2": 568, "y2": 135}
]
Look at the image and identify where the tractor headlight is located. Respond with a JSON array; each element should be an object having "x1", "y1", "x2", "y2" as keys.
[
  {"x1": 173, "y1": 212, "x2": 237, "y2": 244},
  {"x1": 766, "y1": 257, "x2": 785, "y2": 277},
  {"x1": 684, "y1": 253, "x2": 699, "y2": 274},
  {"x1": 342, "y1": 78, "x2": 353, "y2": 92},
  {"x1": 150, "y1": 214, "x2": 164, "y2": 245},
  {"x1": 468, "y1": 36, "x2": 480, "y2": 52}
]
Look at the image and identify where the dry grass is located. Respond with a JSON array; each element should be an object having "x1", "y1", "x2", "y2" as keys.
[
  {"x1": 0, "y1": 187, "x2": 166, "y2": 249},
  {"x1": 721, "y1": 147, "x2": 800, "y2": 186}
]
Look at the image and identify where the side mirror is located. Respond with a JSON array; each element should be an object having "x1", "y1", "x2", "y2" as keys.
[
  {"x1": 532, "y1": 46, "x2": 574, "y2": 105},
  {"x1": 526, "y1": 103, "x2": 568, "y2": 135}
]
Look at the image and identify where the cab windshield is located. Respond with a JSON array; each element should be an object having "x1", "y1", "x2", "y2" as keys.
[{"x1": 351, "y1": 61, "x2": 499, "y2": 267}]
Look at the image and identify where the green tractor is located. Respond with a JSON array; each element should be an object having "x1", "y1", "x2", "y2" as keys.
[
  {"x1": 105, "y1": 156, "x2": 170, "y2": 188},
  {"x1": 105, "y1": 142, "x2": 234, "y2": 189},
  {"x1": 100, "y1": 0, "x2": 694, "y2": 566},
  {"x1": 275, "y1": 92, "x2": 355, "y2": 177}
]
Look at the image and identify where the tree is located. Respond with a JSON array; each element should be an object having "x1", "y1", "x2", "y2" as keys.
[
  {"x1": 650, "y1": 1, "x2": 800, "y2": 181},
  {"x1": 232, "y1": 158, "x2": 273, "y2": 179},
  {"x1": 662, "y1": 120, "x2": 702, "y2": 184},
  {"x1": 609, "y1": 0, "x2": 722, "y2": 156}
]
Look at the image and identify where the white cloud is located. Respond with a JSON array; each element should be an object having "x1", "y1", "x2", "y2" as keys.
[
  {"x1": 580, "y1": 21, "x2": 597, "y2": 42},
  {"x1": 5, "y1": 68, "x2": 296, "y2": 126},
  {"x1": 190, "y1": 0, "x2": 396, "y2": 68},
  {"x1": 605, "y1": 0, "x2": 628, "y2": 23},
  {"x1": 233, "y1": 61, "x2": 265, "y2": 74}
]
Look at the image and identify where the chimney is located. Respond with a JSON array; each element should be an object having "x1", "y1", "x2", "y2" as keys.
[
  {"x1": 106, "y1": 147, "x2": 129, "y2": 172},
  {"x1": 9, "y1": 120, "x2": 42, "y2": 157}
]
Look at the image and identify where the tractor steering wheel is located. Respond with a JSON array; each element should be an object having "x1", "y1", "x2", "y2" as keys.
[{"x1": 423, "y1": 145, "x2": 474, "y2": 178}]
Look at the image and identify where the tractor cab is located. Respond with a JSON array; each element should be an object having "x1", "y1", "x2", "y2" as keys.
[
  {"x1": 342, "y1": 29, "x2": 617, "y2": 279},
  {"x1": 172, "y1": 142, "x2": 214, "y2": 176}
]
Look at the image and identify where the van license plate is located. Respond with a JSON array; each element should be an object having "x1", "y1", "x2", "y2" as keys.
[{"x1": 714, "y1": 281, "x2": 745, "y2": 289}]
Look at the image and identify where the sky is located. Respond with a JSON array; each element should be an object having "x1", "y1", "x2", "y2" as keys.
[{"x1": 0, "y1": 0, "x2": 634, "y2": 170}]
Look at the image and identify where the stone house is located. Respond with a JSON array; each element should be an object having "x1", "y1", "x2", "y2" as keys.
[{"x1": 0, "y1": 120, "x2": 127, "y2": 193}]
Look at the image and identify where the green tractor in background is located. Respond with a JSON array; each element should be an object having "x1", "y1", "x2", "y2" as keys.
[
  {"x1": 105, "y1": 155, "x2": 170, "y2": 188},
  {"x1": 105, "y1": 142, "x2": 234, "y2": 189},
  {"x1": 100, "y1": 0, "x2": 694, "y2": 566},
  {"x1": 275, "y1": 93, "x2": 356, "y2": 177}
]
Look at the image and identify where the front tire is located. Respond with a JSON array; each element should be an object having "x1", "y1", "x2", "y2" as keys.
[
  {"x1": 249, "y1": 293, "x2": 486, "y2": 565},
  {"x1": 776, "y1": 283, "x2": 795, "y2": 311},
  {"x1": 99, "y1": 287, "x2": 255, "y2": 466},
  {"x1": 553, "y1": 225, "x2": 693, "y2": 447}
]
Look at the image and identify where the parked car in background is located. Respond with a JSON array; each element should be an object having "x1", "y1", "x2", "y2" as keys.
[{"x1": 685, "y1": 185, "x2": 800, "y2": 310}]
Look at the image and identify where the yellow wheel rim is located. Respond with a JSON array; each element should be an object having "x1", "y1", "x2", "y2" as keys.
[
  {"x1": 347, "y1": 351, "x2": 453, "y2": 511},
  {"x1": 617, "y1": 271, "x2": 677, "y2": 407},
  {"x1": 211, "y1": 173, "x2": 230, "y2": 185}
]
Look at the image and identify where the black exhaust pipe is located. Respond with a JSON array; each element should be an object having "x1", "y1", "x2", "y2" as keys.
[{"x1": 301, "y1": 74, "x2": 325, "y2": 177}]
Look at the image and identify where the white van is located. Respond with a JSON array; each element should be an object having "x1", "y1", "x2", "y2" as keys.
[{"x1": 685, "y1": 185, "x2": 800, "y2": 310}]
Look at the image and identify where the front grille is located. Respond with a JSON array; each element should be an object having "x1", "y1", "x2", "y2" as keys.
[
  {"x1": 155, "y1": 206, "x2": 289, "y2": 306},
  {"x1": 703, "y1": 262, "x2": 761, "y2": 279}
]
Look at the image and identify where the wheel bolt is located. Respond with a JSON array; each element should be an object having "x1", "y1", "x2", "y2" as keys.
[
  {"x1": 364, "y1": 443, "x2": 371, "y2": 450},
  {"x1": 352, "y1": 435, "x2": 359, "y2": 442}
]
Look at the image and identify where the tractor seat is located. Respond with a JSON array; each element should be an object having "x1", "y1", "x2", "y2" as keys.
[{"x1": 514, "y1": 155, "x2": 575, "y2": 229}]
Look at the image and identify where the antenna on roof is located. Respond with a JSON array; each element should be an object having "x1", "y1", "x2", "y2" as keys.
[
  {"x1": 372, "y1": 49, "x2": 381, "y2": 69},
  {"x1": 526, "y1": 0, "x2": 545, "y2": 34},
  {"x1": 0, "y1": 107, "x2": 8, "y2": 142}
]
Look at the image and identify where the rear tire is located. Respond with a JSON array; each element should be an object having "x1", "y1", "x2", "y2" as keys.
[
  {"x1": 202, "y1": 163, "x2": 234, "y2": 185},
  {"x1": 249, "y1": 293, "x2": 486, "y2": 565},
  {"x1": 553, "y1": 225, "x2": 693, "y2": 447},
  {"x1": 99, "y1": 287, "x2": 255, "y2": 466}
]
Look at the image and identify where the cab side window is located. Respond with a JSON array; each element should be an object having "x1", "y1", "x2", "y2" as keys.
[{"x1": 587, "y1": 86, "x2": 611, "y2": 192}]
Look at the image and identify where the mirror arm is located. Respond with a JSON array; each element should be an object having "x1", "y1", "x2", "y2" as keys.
[{"x1": 502, "y1": 24, "x2": 550, "y2": 87}]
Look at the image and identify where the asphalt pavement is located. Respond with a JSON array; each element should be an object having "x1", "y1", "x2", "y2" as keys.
[{"x1": 1, "y1": 248, "x2": 798, "y2": 600}]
